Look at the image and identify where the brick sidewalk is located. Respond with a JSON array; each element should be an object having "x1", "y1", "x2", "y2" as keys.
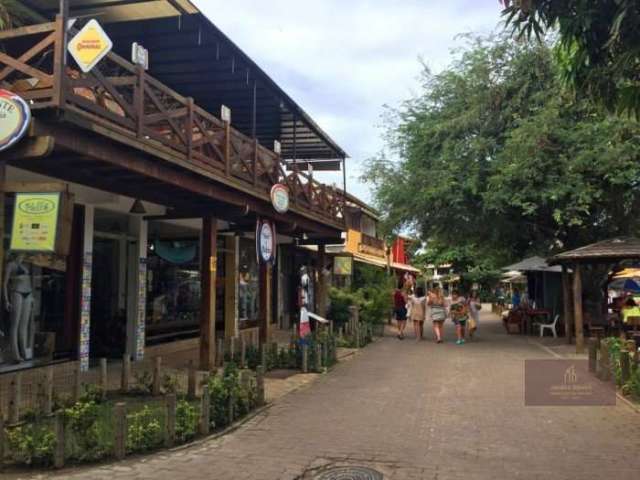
[{"x1": 6, "y1": 312, "x2": 640, "y2": 480}]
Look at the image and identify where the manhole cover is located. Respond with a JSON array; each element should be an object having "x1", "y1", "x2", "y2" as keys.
[{"x1": 313, "y1": 466, "x2": 383, "y2": 480}]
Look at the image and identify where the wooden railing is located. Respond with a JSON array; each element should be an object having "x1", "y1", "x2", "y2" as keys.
[
  {"x1": 0, "y1": 20, "x2": 345, "y2": 228},
  {"x1": 360, "y1": 233, "x2": 385, "y2": 252}
]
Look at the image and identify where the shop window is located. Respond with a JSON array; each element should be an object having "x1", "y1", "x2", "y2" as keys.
[{"x1": 238, "y1": 238, "x2": 260, "y2": 325}]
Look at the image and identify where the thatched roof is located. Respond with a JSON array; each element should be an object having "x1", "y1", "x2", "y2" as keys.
[
  {"x1": 502, "y1": 256, "x2": 561, "y2": 273},
  {"x1": 549, "y1": 238, "x2": 640, "y2": 265}
]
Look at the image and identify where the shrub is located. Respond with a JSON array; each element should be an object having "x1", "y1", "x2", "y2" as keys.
[
  {"x1": 131, "y1": 371, "x2": 153, "y2": 395},
  {"x1": 64, "y1": 399, "x2": 112, "y2": 462},
  {"x1": 175, "y1": 400, "x2": 198, "y2": 444},
  {"x1": 5, "y1": 423, "x2": 56, "y2": 466},
  {"x1": 126, "y1": 406, "x2": 162, "y2": 453}
]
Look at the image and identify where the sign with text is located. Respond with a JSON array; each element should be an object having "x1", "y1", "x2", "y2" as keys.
[
  {"x1": 0, "y1": 89, "x2": 31, "y2": 152},
  {"x1": 270, "y1": 184, "x2": 290, "y2": 213},
  {"x1": 68, "y1": 19, "x2": 113, "y2": 73},
  {"x1": 524, "y1": 360, "x2": 615, "y2": 406},
  {"x1": 256, "y1": 219, "x2": 276, "y2": 264},
  {"x1": 333, "y1": 256, "x2": 353, "y2": 275},
  {"x1": 10, "y1": 193, "x2": 61, "y2": 252}
]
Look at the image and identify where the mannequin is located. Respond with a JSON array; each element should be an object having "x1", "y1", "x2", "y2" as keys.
[{"x1": 3, "y1": 254, "x2": 35, "y2": 362}]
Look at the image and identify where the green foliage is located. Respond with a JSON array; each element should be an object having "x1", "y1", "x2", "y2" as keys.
[
  {"x1": 64, "y1": 399, "x2": 112, "y2": 461},
  {"x1": 175, "y1": 400, "x2": 199, "y2": 444},
  {"x1": 126, "y1": 406, "x2": 162, "y2": 453},
  {"x1": 132, "y1": 370, "x2": 153, "y2": 395},
  {"x1": 501, "y1": 0, "x2": 640, "y2": 118},
  {"x1": 79, "y1": 384, "x2": 105, "y2": 404},
  {"x1": 328, "y1": 287, "x2": 359, "y2": 327},
  {"x1": 5, "y1": 423, "x2": 55, "y2": 466},
  {"x1": 206, "y1": 363, "x2": 256, "y2": 429},
  {"x1": 364, "y1": 33, "x2": 640, "y2": 270},
  {"x1": 162, "y1": 374, "x2": 179, "y2": 395}
]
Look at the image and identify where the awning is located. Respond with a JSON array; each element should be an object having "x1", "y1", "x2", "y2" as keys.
[
  {"x1": 352, "y1": 252, "x2": 388, "y2": 269},
  {"x1": 390, "y1": 262, "x2": 421, "y2": 274}
]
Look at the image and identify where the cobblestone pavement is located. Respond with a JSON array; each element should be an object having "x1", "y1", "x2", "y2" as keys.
[{"x1": 10, "y1": 312, "x2": 640, "y2": 480}]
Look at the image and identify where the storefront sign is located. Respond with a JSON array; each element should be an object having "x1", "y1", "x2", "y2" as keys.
[
  {"x1": 131, "y1": 42, "x2": 149, "y2": 70},
  {"x1": 68, "y1": 19, "x2": 113, "y2": 73},
  {"x1": 0, "y1": 89, "x2": 31, "y2": 152},
  {"x1": 270, "y1": 184, "x2": 290, "y2": 213},
  {"x1": 10, "y1": 193, "x2": 61, "y2": 252},
  {"x1": 256, "y1": 219, "x2": 276, "y2": 264},
  {"x1": 333, "y1": 256, "x2": 353, "y2": 275}
]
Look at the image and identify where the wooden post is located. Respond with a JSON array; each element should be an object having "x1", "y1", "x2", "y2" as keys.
[
  {"x1": 572, "y1": 263, "x2": 584, "y2": 353},
  {"x1": 259, "y1": 262, "x2": 273, "y2": 343},
  {"x1": 588, "y1": 338, "x2": 598, "y2": 373},
  {"x1": 255, "y1": 365, "x2": 265, "y2": 407},
  {"x1": 0, "y1": 409, "x2": 4, "y2": 462},
  {"x1": 121, "y1": 354, "x2": 131, "y2": 393},
  {"x1": 317, "y1": 245, "x2": 328, "y2": 317},
  {"x1": 99, "y1": 358, "x2": 108, "y2": 400},
  {"x1": 200, "y1": 217, "x2": 218, "y2": 371},
  {"x1": 165, "y1": 394, "x2": 176, "y2": 447},
  {"x1": 54, "y1": 410, "x2": 65, "y2": 468},
  {"x1": 302, "y1": 344, "x2": 309, "y2": 373},
  {"x1": 315, "y1": 344, "x2": 322, "y2": 372},
  {"x1": 200, "y1": 385, "x2": 211, "y2": 435},
  {"x1": 561, "y1": 265, "x2": 573, "y2": 343},
  {"x1": 598, "y1": 341, "x2": 610, "y2": 381},
  {"x1": 136, "y1": 65, "x2": 145, "y2": 138},
  {"x1": 229, "y1": 337, "x2": 236, "y2": 363},
  {"x1": 152, "y1": 356, "x2": 162, "y2": 396},
  {"x1": 114, "y1": 402, "x2": 127, "y2": 460},
  {"x1": 216, "y1": 338, "x2": 225, "y2": 367},
  {"x1": 9, "y1": 373, "x2": 21, "y2": 424},
  {"x1": 260, "y1": 343, "x2": 267, "y2": 372},
  {"x1": 620, "y1": 350, "x2": 631, "y2": 385},
  {"x1": 72, "y1": 361, "x2": 82, "y2": 402},
  {"x1": 224, "y1": 120, "x2": 231, "y2": 176},
  {"x1": 43, "y1": 366, "x2": 54, "y2": 415},
  {"x1": 240, "y1": 337, "x2": 246, "y2": 369},
  {"x1": 224, "y1": 235, "x2": 239, "y2": 340},
  {"x1": 188, "y1": 360, "x2": 197, "y2": 399}
]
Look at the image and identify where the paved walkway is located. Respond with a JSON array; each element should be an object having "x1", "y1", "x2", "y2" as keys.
[{"x1": 8, "y1": 312, "x2": 640, "y2": 479}]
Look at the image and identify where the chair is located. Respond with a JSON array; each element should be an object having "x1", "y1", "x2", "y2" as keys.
[{"x1": 535, "y1": 314, "x2": 559, "y2": 338}]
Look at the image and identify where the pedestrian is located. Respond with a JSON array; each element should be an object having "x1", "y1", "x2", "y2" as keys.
[
  {"x1": 467, "y1": 290, "x2": 481, "y2": 339},
  {"x1": 427, "y1": 286, "x2": 447, "y2": 343},
  {"x1": 449, "y1": 289, "x2": 469, "y2": 345},
  {"x1": 393, "y1": 281, "x2": 408, "y2": 340},
  {"x1": 408, "y1": 286, "x2": 427, "y2": 340}
]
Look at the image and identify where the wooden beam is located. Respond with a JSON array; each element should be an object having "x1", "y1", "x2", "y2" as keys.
[
  {"x1": 0, "y1": 22, "x2": 55, "y2": 40},
  {"x1": 317, "y1": 245, "x2": 327, "y2": 317},
  {"x1": 573, "y1": 263, "x2": 584, "y2": 353},
  {"x1": 224, "y1": 236, "x2": 239, "y2": 339},
  {"x1": 200, "y1": 217, "x2": 217, "y2": 371},
  {"x1": 562, "y1": 265, "x2": 573, "y2": 344},
  {"x1": 2, "y1": 136, "x2": 55, "y2": 161},
  {"x1": 259, "y1": 261, "x2": 272, "y2": 343},
  {"x1": 3, "y1": 182, "x2": 67, "y2": 193}
]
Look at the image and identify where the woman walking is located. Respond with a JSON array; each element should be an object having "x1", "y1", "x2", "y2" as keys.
[
  {"x1": 393, "y1": 282, "x2": 408, "y2": 339},
  {"x1": 427, "y1": 286, "x2": 447, "y2": 343},
  {"x1": 467, "y1": 291, "x2": 481, "y2": 339},
  {"x1": 449, "y1": 290, "x2": 469, "y2": 345},
  {"x1": 408, "y1": 286, "x2": 427, "y2": 340}
]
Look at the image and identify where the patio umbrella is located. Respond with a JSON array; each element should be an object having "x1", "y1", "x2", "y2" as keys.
[
  {"x1": 613, "y1": 268, "x2": 640, "y2": 279},
  {"x1": 623, "y1": 279, "x2": 640, "y2": 293}
]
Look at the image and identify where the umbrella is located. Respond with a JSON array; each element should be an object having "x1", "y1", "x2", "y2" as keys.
[
  {"x1": 623, "y1": 279, "x2": 640, "y2": 293},
  {"x1": 613, "y1": 268, "x2": 640, "y2": 279}
]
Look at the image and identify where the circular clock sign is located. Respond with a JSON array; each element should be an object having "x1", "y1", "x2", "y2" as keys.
[
  {"x1": 0, "y1": 90, "x2": 31, "y2": 152},
  {"x1": 257, "y1": 220, "x2": 276, "y2": 263},
  {"x1": 270, "y1": 184, "x2": 290, "y2": 213}
]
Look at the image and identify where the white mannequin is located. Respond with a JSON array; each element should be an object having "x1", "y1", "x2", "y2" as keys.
[{"x1": 3, "y1": 254, "x2": 35, "y2": 362}]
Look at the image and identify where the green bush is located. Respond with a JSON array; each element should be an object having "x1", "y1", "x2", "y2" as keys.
[
  {"x1": 126, "y1": 406, "x2": 162, "y2": 453},
  {"x1": 64, "y1": 399, "x2": 112, "y2": 461},
  {"x1": 206, "y1": 363, "x2": 258, "y2": 429},
  {"x1": 175, "y1": 400, "x2": 199, "y2": 444},
  {"x1": 5, "y1": 423, "x2": 56, "y2": 466}
]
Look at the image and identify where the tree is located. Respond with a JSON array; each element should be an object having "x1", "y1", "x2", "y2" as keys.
[
  {"x1": 363, "y1": 33, "x2": 640, "y2": 271},
  {"x1": 501, "y1": 0, "x2": 640, "y2": 117}
]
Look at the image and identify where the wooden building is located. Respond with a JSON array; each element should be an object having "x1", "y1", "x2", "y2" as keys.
[{"x1": 0, "y1": 1, "x2": 347, "y2": 372}]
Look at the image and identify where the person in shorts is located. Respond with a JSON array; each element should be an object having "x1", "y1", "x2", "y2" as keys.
[
  {"x1": 393, "y1": 282, "x2": 408, "y2": 339},
  {"x1": 449, "y1": 290, "x2": 468, "y2": 345}
]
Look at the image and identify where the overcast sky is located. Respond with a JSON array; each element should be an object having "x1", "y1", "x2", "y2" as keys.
[{"x1": 194, "y1": 1, "x2": 503, "y2": 204}]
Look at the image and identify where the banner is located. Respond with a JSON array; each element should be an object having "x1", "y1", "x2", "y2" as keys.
[{"x1": 10, "y1": 192, "x2": 61, "y2": 252}]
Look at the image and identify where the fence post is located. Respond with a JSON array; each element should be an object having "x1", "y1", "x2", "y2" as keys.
[
  {"x1": 321, "y1": 341, "x2": 328, "y2": 367},
  {"x1": 73, "y1": 362, "x2": 82, "y2": 402},
  {"x1": 620, "y1": 350, "x2": 631, "y2": 385},
  {"x1": 302, "y1": 344, "x2": 309, "y2": 373},
  {"x1": 598, "y1": 341, "x2": 611, "y2": 381},
  {"x1": 217, "y1": 338, "x2": 225, "y2": 367},
  {"x1": 229, "y1": 337, "x2": 236, "y2": 363},
  {"x1": 315, "y1": 344, "x2": 322, "y2": 372},
  {"x1": 188, "y1": 360, "x2": 197, "y2": 400},
  {"x1": 260, "y1": 343, "x2": 267, "y2": 371},
  {"x1": 200, "y1": 385, "x2": 211, "y2": 435},
  {"x1": 9, "y1": 372, "x2": 21, "y2": 424},
  {"x1": 588, "y1": 338, "x2": 598, "y2": 373},
  {"x1": 227, "y1": 387, "x2": 235, "y2": 425},
  {"x1": 0, "y1": 408, "x2": 4, "y2": 462},
  {"x1": 165, "y1": 393, "x2": 176, "y2": 447},
  {"x1": 240, "y1": 337, "x2": 246, "y2": 369},
  {"x1": 44, "y1": 366, "x2": 54, "y2": 415},
  {"x1": 54, "y1": 410, "x2": 65, "y2": 468},
  {"x1": 99, "y1": 358, "x2": 108, "y2": 400},
  {"x1": 256, "y1": 365, "x2": 265, "y2": 407},
  {"x1": 121, "y1": 354, "x2": 131, "y2": 393},
  {"x1": 114, "y1": 402, "x2": 127, "y2": 460},
  {"x1": 152, "y1": 357, "x2": 162, "y2": 396}
]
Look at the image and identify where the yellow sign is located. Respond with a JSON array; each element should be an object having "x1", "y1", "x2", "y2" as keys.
[
  {"x1": 10, "y1": 193, "x2": 61, "y2": 252},
  {"x1": 333, "y1": 256, "x2": 353, "y2": 276},
  {"x1": 68, "y1": 19, "x2": 113, "y2": 73}
]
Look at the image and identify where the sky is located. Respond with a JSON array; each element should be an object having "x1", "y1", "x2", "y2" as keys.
[{"x1": 194, "y1": 1, "x2": 503, "y2": 204}]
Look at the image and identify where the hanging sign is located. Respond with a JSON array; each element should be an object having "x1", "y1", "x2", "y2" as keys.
[
  {"x1": 68, "y1": 19, "x2": 113, "y2": 73},
  {"x1": 256, "y1": 219, "x2": 276, "y2": 264},
  {"x1": 333, "y1": 256, "x2": 353, "y2": 276},
  {"x1": 0, "y1": 90, "x2": 31, "y2": 152},
  {"x1": 10, "y1": 193, "x2": 61, "y2": 252},
  {"x1": 131, "y1": 42, "x2": 149, "y2": 70},
  {"x1": 270, "y1": 184, "x2": 290, "y2": 214}
]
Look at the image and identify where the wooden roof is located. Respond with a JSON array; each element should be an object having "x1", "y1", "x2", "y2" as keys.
[{"x1": 549, "y1": 238, "x2": 640, "y2": 264}]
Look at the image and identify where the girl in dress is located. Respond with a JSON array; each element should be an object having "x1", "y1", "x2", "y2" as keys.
[{"x1": 408, "y1": 286, "x2": 427, "y2": 340}]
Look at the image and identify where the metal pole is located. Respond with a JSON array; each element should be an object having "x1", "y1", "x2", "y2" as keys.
[
  {"x1": 293, "y1": 112, "x2": 297, "y2": 167},
  {"x1": 251, "y1": 80, "x2": 257, "y2": 139},
  {"x1": 60, "y1": 0, "x2": 69, "y2": 67},
  {"x1": 342, "y1": 157, "x2": 347, "y2": 195}
]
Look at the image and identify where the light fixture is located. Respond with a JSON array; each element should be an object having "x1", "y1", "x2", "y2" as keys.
[{"x1": 129, "y1": 199, "x2": 146, "y2": 214}]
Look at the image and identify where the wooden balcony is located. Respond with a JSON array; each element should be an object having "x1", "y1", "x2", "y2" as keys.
[
  {"x1": 359, "y1": 233, "x2": 386, "y2": 256},
  {"x1": 0, "y1": 20, "x2": 345, "y2": 230}
]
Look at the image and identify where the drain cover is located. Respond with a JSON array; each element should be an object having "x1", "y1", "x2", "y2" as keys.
[{"x1": 313, "y1": 466, "x2": 383, "y2": 480}]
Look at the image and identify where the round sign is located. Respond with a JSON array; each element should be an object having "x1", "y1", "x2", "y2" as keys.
[
  {"x1": 0, "y1": 90, "x2": 31, "y2": 152},
  {"x1": 258, "y1": 221, "x2": 275, "y2": 263},
  {"x1": 270, "y1": 184, "x2": 290, "y2": 213}
]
